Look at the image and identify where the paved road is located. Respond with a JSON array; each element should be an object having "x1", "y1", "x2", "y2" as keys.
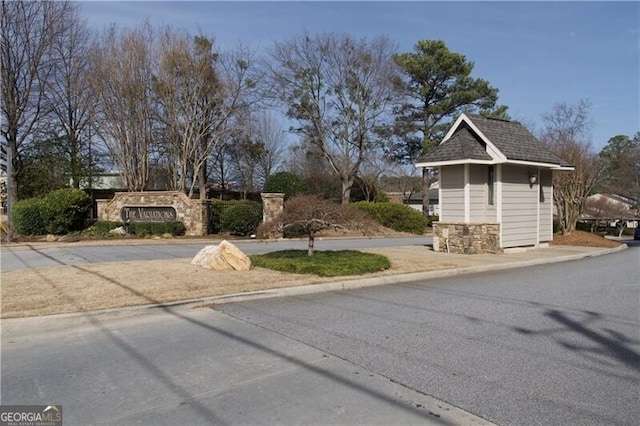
[
  {"x1": 2, "y1": 244, "x2": 637, "y2": 425},
  {"x1": 2, "y1": 301, "x2": 486, "y2": 425},
  {"x1": 215, "y1": 246, "x2": 640, "y2": 425},
  {"x1": 0, "y1": 236, "x2": 432, "y2": 272}
]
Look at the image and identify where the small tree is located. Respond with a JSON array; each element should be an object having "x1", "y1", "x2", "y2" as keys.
[{"x1": 257, "y1": 194, "x2": 368, "y2": 256}]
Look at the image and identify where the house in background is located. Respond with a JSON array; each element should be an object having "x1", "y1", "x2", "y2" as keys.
[
  {"x1": 583, "y1": 193, "x2": 639, "y2": 231},
  {"x1": 416, "y1": 113, "x2": 573, "y2": 254},
  {"x1": 386, "y1": 182, "x2": 440, "y2": 216}
]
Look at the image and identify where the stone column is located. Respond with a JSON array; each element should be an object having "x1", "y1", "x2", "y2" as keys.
[{"x1": 261, "y1": 193, "x2": 285, "y2": 223}]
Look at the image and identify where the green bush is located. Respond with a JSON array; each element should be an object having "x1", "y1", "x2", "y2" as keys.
[
  {"x1": 128, "y1": 221, "x2": 186, "y2": 237},
  {"x1": 220, "y1": 200, "x2": 263, "y2": 236},
  {"x1": 12, "y1": 188, "x2": 91, "y2": 235},
  {"x1": 85, "y1": 221, "x2": 123, "y2": 237},
  {"x1": 263, "y1": 171, "x2": 307, "y2": 199},
  {"x1": 354, "y1": 201, "x2": 427, "y2": 234},
  {"x1": 12, "y1": 198, "x2": 47, "y2": 235},
  {"x1": 426, "y1": 215, "x2": 439, "y2": 227},
  {"x1": 41, "y1": 188, "x2": 92, "y2": 235},
  {"x1": 85, "y1": 221, "x2": 186, "y2": 237}
]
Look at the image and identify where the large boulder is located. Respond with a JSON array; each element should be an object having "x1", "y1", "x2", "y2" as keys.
[{"x1": 191, "y1": 240, "x2": 252, "y2": 271}]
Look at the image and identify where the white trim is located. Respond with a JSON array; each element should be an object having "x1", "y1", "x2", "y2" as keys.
[
  {"x1": 535, "y1": 168, "x2": 540, "y2": 245},
  {"x1": 458, "y1": 114, "x2": 507, "y2": 161},
  {"x1": 496, "y1": 164, "x2": 503, "y2": 248},
  {"x1": 417, "y1": 158, "x2": 574, "y2": 170},
  {"x1": 438, "y1": 167, "x2": 442, "y2": 220},
  {"x1": 504, "y1": 159, "x2": 574, "y2": 170},
  {"x1": 464, "y1": 164, "x2": 470, "y2": 222}
]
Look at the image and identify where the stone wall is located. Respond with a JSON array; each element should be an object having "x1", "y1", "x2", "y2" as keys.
[
  {"x1": 433, "y1": 222, "x2": 502, "y2": 254},
  {"x1": 96, "y1": 191, "x2": 208, "y2": 236}
]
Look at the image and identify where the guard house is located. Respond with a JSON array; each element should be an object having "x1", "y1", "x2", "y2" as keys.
[{"x1": 416, "y1": 114, "x2": 573, "y2": 254}]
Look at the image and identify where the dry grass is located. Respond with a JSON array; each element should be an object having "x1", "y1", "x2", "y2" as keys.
[
  {"x1": 551, "y1": 230, "x2": 623, "y2": 248},
  {"x1": 1, "y1": 228, "x2": 620, "y2": 319},
  {"x1": 0, "y1": 246, "x2": 455, "y2": 319}
]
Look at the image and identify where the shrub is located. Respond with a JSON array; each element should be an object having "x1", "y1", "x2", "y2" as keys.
[
  {"x1": 128, "y1": 221, "x2": 186, "y2": 237},
  {"x1": 12, "y1": 188, "x2": 91, "y2": 235},
  {"x1": 86, "y1": 221, "x2": 124, "y2": 237},
  {"x1": 353, "y1": 201, "x2": 427, "y2": 234},
  {"x1": 214, "y1": 200, "x2": 263, "y2": 235},
  {"x1": 12, "y1": 198, "x2": 46, "y2": 235},
  {"x1": 263, "y1": 171, "x2": 307, "y2": 199},
  {"x1": 41, "y1": 188, "x2": 92, "y2": 234},
  {"x1": 426, "y1": 215, "x2": 439, "y2": 227}
]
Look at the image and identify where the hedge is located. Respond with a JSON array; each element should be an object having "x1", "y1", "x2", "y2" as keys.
[
  {"x1": 12, "y1": 198, "x2": 47, "y2": 235},
  {"x1": 12, "y1": 188, "x2": 91, "y2": 235},
  {"x1": 210, "y1": 200, "x2": 263, "y2": 236},
  {"x1": 86, "y1": 221, "x2": 186, "y2": 237},
  {"x1": 353, "y1": 201, "x2": 427, "y2": 234}
]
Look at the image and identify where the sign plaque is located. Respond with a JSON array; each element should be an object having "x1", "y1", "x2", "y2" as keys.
[{"x1": 120, "y1": 206, "x2": 177, "y2": 222}]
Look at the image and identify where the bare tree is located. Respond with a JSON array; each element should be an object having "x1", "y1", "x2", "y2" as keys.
[
  {"x1": 357, "y1": 152, "x2": 394, "y2": 202},
  {"x1": 44, "y1": 5, "x2": 97, "y2": 188},
  {"x1": 266, "y1": 32, "x2": 398, "y2": 204},
  {"x1": 381, "y1": 163, "x2": 422, "y2": 204},
  {"x1": 253, "y1": 112, "x2": 287, "y2": 188},
  {"x1": 154, "y1": 33, "x2": 260, "y2": 198},
  {"x1": 89, "y1": 22, "x2": 157, "y2": 191},
  {"x1": 540, "y1": 100, "x2": 606, "y2": 235},
  {"x1": 585, "y1": 195, "x2": 635, "y2": 237},
  {"x1": 257, "y1": 194, "x2": 370, "y2": 256},
  {"x1": 1, "y1": 0, "x2": 74, "y2": 232}
]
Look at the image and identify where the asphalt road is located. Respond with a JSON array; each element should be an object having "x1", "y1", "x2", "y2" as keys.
[
  {"x1": 1, "y1": 243, "x2": 638, "y2": 425},
  {"x1": 216, "y1": 245, "x2": 640, "y2": 425},
  {"x1": 0, "y1": 236, "x2": 432, "y2": 272}
]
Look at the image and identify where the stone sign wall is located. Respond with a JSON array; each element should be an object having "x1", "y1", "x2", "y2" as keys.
[
  {"x1": 261, "y1": 193, "x2": 284, "y2": 223},
  {"x1": 433, "y1": 222, "x2": 502, "y2": 254},
  {"x1": 96, "y1": 191, "x2": 208, "y2": 236}
]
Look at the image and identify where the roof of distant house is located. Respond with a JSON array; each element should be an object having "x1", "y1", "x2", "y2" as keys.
[{"x1": 416, "y1": 113, "x2": 573, "y2": 169}]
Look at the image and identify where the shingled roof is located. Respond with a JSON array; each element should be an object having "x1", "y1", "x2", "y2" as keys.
[{"x1": 416, "y1": 114, "x2": 573, "y2": 169}]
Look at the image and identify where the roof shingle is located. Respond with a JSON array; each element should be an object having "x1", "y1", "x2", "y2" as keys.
[
  {"x1": 417, "y1": 127, "x2": 492, "y2": 163},
  {"x1": 416, "y1": 114, "x2": 573, "y2": 168}
]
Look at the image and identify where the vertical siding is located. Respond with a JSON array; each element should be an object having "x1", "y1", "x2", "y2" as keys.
[
  {"x1": 440, "y1": 165, "x2": 465, "y2": 222},
  {"x1": 538, "y1": 169, "x2": 553, "y2": 241},
  {"x1": 501, "y1": 165, "x2": 538, "y2": 247}
]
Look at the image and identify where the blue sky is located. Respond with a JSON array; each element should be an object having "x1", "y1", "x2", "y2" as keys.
[{"x1": 79, "y1": 1, "x2": 639, "y2": 151}]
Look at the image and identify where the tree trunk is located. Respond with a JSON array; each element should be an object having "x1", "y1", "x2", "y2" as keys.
[
  {"x1": 307, "y1": 230, "x2": 315, "y2": 256},
  {"x1": 421, "y1": 168, "x2": 431, "y2": 218},
  {"x1": 198, "y1": 160, "x2": 207, "y2": 200},
  {"x1": 341, "y1": 176, "x2": 353, "y2": 205}
]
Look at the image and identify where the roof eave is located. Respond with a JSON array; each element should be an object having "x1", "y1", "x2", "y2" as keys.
[
  {"x1": 415, "y1": 159, "x2": 496, "y2": 168},
  {"x1": 503, "y1": 159, "x2": 574, "y2": 170}
]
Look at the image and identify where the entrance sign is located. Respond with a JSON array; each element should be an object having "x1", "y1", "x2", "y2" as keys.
[{"x1": 120, "y1": 206, "x2": 176, "y2": 222}]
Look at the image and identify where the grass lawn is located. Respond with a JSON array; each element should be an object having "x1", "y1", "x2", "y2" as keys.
[{"x1": 249, "y1": 250, "x2": 391, "y2": 277}]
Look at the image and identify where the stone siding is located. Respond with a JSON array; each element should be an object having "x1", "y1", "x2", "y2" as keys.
[
  {"x1": 96, "y1": 191, "x2": 208, "y2": 236},
  {"x1": 433, "y1": 222, "x2": 502, "y2": 254},
  {"x1": 261, "y1": 193, "x2": 284, "y2": 223}
]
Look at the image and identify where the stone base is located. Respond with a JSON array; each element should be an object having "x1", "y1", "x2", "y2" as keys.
[
  {"x1": 96, "y1": 191, "x2": 208, "y2": 236},
  {"x1": 433, "y1": 222, "x2": 502, "y2": 254}
]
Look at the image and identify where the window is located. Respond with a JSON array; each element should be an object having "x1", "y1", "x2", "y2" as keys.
[{"x1": 488, "y1": 165, "x2": 495, "y2": 205}]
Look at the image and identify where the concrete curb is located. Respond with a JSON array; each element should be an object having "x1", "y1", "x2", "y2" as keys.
[
  {"x1": 1, "y1": 244, "x2": 626, "y2": 323},
  {"x1": 191, "y1": 244, "x2": 628, "y2": 306}
]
